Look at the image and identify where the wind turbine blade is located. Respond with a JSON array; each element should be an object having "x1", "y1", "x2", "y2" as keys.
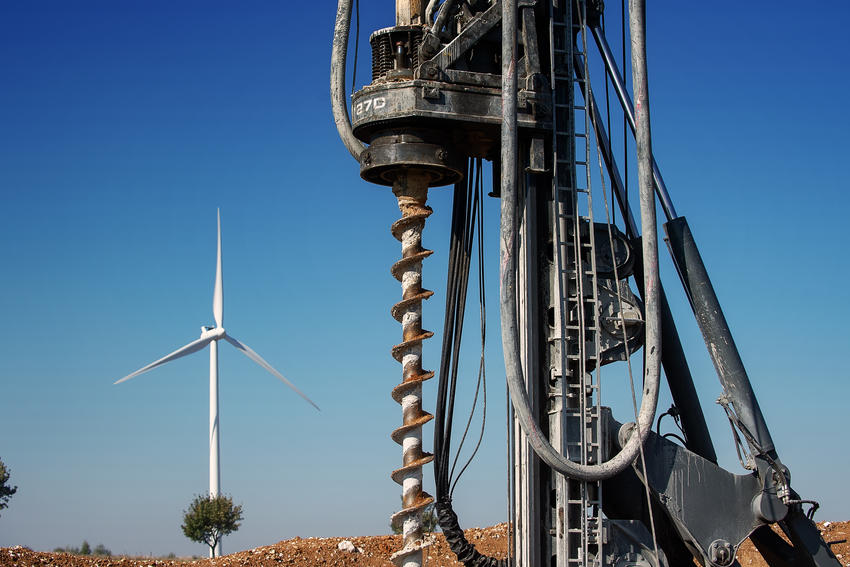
[
  {"x1": 223, "y1": 335, "x2": 320, "y2": 411},
  {"x1": 114, "y1": 335, "x2": 214, "y2": 385},
  {"x1": 213, "y1": 209, "x2": 223, "y2": 328}
]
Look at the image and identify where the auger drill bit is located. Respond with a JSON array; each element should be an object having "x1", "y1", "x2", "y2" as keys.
[{"x1": 389, "y1": 170, "x2": 435, "y2": 567}]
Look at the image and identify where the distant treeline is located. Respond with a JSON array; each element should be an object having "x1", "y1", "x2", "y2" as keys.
[{"x1": 53, "y1": 541, "x2": 111, "y2": 556}]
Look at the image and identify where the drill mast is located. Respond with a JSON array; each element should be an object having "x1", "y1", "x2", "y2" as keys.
[{"x1": 330, "y1": 2, "x2": 841, "y2": 567}]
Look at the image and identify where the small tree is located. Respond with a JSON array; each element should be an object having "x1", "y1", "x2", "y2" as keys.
[
  {"x1": 181, "y1": 494, "x2": 243, "y2": 557},
  {"x1": 79, "y1": 541, "x2": 91, "y2": 555},
  {"x1": 0, "y1": 457, "x2": 18, "y2": 517}
]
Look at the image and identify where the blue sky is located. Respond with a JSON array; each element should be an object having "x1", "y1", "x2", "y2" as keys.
[{"x1": 1, "y1": 0, "x2": 849, "y2": 558}]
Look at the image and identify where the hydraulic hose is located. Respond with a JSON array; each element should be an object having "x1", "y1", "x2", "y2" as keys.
[
  {"x1": 499, "y1": 0, "x2": 661, "y2": 481},
  {"x1": 331, "y1": 0, "x2": 366, "y2": 160},
  {"x1": 431, "y1": 0, "x2": 457, "y2": 34},
  {"x1": 425, "y1": 0, "x2": 440, "y2": 24},
  {"x1": 436, "y1": 499, "x2": 509, "y2": 567}
]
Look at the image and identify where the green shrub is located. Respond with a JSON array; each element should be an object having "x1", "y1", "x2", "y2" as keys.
[{"x1": 181, "y1": 493, "x2": 243, "y2": 557}]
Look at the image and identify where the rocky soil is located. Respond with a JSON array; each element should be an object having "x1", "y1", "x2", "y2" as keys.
[{"x1": 2, "y1": 522, "x2": 847, "y2": 567}]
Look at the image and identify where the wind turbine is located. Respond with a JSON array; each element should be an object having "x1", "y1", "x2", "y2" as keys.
[{"x1": 115, "y1": 210, "x2": 319, "y2": 557}]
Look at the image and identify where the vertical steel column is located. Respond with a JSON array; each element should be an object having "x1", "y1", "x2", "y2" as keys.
[{"x1": 515, "y1": 168, "x2": 543, "y2": 567}]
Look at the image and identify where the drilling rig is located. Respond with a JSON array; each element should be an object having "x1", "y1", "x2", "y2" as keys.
[{"x1": 331, "y1": 2, "x2": 842, "y2": 567}]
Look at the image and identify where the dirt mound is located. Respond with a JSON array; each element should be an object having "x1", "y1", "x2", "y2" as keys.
[
  {"x1": 2, "y1": 522, "x2": 846, "y2": 567},
  {"x1": 736, "y1": 521, "x2": 850, "y2": 567}
]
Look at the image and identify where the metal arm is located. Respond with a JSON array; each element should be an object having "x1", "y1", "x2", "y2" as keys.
[{"x1": 589, "y1": 23, "x2": 678, "y2": 221}]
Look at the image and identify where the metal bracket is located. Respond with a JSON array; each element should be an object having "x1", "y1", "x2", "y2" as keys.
[
  {"x1": 422, "y1": 0, "x2": 502, "y2": 72},
  {"x1": 612, "y1": 420, "x2": 768, "y2": 567}
]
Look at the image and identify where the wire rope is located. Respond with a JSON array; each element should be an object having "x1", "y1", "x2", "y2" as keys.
[
  {"x1": 592, "y1": 104, "x2": 662, "y2": 567},
  {"x1": 585, "y1": 7, "x2": 660, "y2": 558}
]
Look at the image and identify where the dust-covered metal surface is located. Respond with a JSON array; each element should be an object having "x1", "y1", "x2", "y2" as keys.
[{"x1": 389, "y1": 171, "x2": 436, "y2": 567}]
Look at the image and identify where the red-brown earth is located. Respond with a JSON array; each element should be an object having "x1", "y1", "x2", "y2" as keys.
[{"x1": 3, "y1": 522, "x2": 848, "y2": 567}]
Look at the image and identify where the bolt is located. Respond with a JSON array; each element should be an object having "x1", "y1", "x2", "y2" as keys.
[
  {"x1": 708, "y1": 539, "x2": 734, "y2": 567},
  {"x1": 394, "y1": 41, "x2": 409, "y2": 71}
]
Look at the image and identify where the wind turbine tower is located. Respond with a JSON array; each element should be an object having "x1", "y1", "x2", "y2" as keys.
[{"x1": 116, "y1": 210, "x2": 319, "y2": 557}]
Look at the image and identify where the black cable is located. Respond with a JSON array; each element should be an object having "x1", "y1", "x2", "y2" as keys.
[
  {"x1": 603, "y1": 13, "x2": 614, "y2": 225},
  {"x1": 662, "y1": 432, "x2": 687, "y2": 446},
  {"x1": 437, "y1": 157, "x2": 485, "y2": 495},
  {"x1": 436, "y1": 500, "x2": 509, "y2": 567},
  {"x1": 433, "y1": 158, "x2": 508, "y2": 567},
  {"x1": 435, "y1": 156, "x2": 480, "y2": 495},
  {"x1": 436, "y1": 164, "x2": 464, "y2": 492},
  {"x1": 784, "y1": 499, "x2": 819, "y2": 521},
  {"x1": 655, "y1": 405, "x2": 686, "y2": 441},
  {"x1": 435, "y1": 159, "x2": 472, "y2": 496},
  {"x1": 450, "y1": 159, "x2": 488, "y2": 497},
  {"x1": 720, "y1": 399, "x2": 756, "y2": 471},
  {"x1": 443, "y1": 161, "x2": 475, "y2": 491},
  {"x1": 621, "y1": 0, "x2": 628, "y2": 209},
  {"x1": 331, "y1": 0, "x2": 365, "y2": 158},
  {"x1": 447, "y1": 166, "x2": 479, "y2": 487},
  {"x1": 655, "y1": 409, "x2": 667, "y2": 434},
  {"x1": 351, "y1": 0, "x2": 360, "y2": 94},
  {"x1": 719, "y1": 396, "x2": 790, "y2": 498}
]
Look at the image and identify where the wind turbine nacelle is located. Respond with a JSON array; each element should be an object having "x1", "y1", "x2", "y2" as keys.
[{"x1": 200, "y1": 326, "x2": 226, "y2": 341}]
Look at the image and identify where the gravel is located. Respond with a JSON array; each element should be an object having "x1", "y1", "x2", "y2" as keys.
[{"x1": 3, "y1": 521, "x2": 847, "y2": 567}]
